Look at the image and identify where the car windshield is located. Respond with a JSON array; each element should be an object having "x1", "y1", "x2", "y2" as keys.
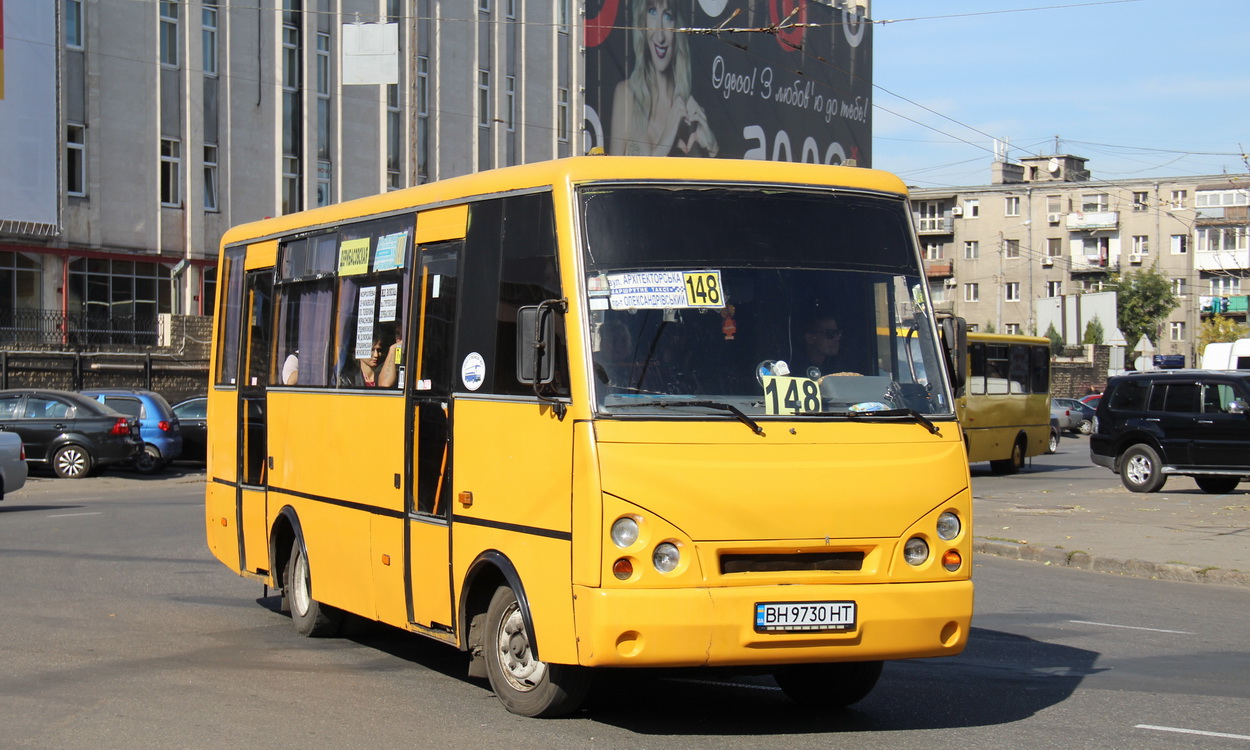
[{"x1": 579, "y1": 184, "x2": 954, "y2": 419}]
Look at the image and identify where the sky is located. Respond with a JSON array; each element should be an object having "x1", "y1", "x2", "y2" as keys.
[{"x1": 868, "y1": 0, "x2": 1250, "y2": 188}]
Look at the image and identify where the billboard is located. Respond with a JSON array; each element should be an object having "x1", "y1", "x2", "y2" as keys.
[
  {"x1": 0, "y1": 0, "x2": 57, "y2": 227},
  {"x1": 584, "y1": 0, "x2": 872, "y2": 165}
]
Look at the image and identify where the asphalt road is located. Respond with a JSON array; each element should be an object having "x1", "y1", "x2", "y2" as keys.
[{"x1": 2, "y1": 467, "x2": 1248, "y2": 749}]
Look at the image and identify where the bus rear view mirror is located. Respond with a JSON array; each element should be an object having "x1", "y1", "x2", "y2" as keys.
[
  {"x1": 940, "y1": 316, "x2": 968, "y2": 392},
  {"x1": 517, "y1": 303, "x2": 557, "y2": 385}
]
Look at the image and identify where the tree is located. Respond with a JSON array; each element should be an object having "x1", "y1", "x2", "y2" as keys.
[
  {"x1": 1082, "y1": 316, "x2": 1105, "y2": 345},
  {"x1": 1112, "y1": 266, "x2": 1179, "y2": 350},
  {"x1": 1044, "y1": 323, "x2": 1064, "y2": 356},
  {"x1": 1198, "y1": 315, "x2": 1250, "y2": 355}
]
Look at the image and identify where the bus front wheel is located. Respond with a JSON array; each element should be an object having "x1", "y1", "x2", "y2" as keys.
[
  {"x1": 284, "y1": 537, "x2": 345, "y2": 637},
  {"x1": 483, "y1": 585, "x2": 589, "y2": 717},
  {"x1": 773, "y1": 660, "x2": 884, "y2": 708}
]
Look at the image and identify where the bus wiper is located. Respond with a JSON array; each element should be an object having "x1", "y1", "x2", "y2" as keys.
[
  {"x1": 845, "y1": 408, "x2": 941, "y2": 436},
  {"x1": 615, "y1": 399, "x2": 765, "y2": 436}
]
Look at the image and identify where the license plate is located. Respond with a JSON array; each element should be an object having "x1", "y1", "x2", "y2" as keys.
[{"x1": 754, "y1": 601, "x2": 857, "y2": 632}]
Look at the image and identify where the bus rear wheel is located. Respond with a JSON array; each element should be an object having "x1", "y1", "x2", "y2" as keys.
[
  {"x1": 284, "y1": 537, "x2": 345, "y2": 637},
  {"x1": 773, "y1": 660, "x2": 884, "y2": 708},
  {"x1": 989, "y1": 438, "x2": 1025, "y2": 475},
  {"x1": 484, "y1": 585, "x2": 589, "y2": 717}
]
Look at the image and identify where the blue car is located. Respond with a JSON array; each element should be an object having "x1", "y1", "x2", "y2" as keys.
[{"x1": 80, "y1": 389, "x2": 183, "y2": 474}]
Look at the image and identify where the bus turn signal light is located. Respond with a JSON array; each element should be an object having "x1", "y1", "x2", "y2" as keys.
[
  {"x1": 612, "y1": 558, "x2": 633, "y2": 580},
  {"x1": 942, "y1": 550, "x2": 962, "y2": 571}
]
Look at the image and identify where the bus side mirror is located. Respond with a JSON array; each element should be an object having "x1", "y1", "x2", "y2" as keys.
[
  {"x1": 940, "y1": 316, "x2": 968, "y2": 392},
  {"x1": 517, "y1": 302, "x2": 558, "y2": 385}
]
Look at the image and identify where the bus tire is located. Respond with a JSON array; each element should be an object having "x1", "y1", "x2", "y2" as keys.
[
  {"x1": 285, "y1": 537, "x2": 344, "y2": 637},
  {"x1": 484, "y1": 585, "x2": 589, "y2": 717},
  {"x1": 773, "y1": 660, "x2": 884, "y2": 708},
  {"x1": 1119, "y1": 444, "x2": 1166, "y2": 493},
  {"x1": 989, "y1": 437, "x2": 1025, "y2": 475}
]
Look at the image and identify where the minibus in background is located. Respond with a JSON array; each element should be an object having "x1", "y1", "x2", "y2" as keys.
[
  {"x1": 205, "y1": 156, "x2": 974, "y2": 717},
  {"x1": 957, "y1": 332, "x2": 1052, "y2": 473}
]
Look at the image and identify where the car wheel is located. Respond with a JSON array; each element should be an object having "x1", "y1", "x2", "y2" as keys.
[
  {"x1": 990, "y1": 438, "x2": 1026, "y2": 474},
  {"x1": 483, "y1": 585, "x2": 590, "y2": 717},
  {"x1": 1195, "y1": 476, "x2": 1240, "y2": 494},
  {"x1": 774, "y1": 660, "x2": 884, "y2": 708},
  {"x1": 284, "y1": 537, "x2": 345, "y2": 637},
  {"x1": 1047, "y1": 427, "x2": 1060, "y2": 454},
  {"x1": 1078, "y1": 419, "x2": 1093, "y2": 435},
  {"x1": 132, "y1": 445, "x2": 162, "y2": 475},
  {"x1": 1120, "y1": 444, "x2": 1166, "y2": 493},
  {"x1": 52, "y1": 445, "x2": 93, "y2": 479}
]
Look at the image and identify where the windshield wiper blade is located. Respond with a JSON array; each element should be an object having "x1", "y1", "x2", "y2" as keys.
[
  {"x1": 844, "y1": 408, "x2": 941, "y2": 436},
  {"x1": 624, "y1": 399, "x2": 765, "y2": 436}
]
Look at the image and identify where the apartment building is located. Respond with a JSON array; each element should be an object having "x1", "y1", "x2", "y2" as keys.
[{"x1": 910, "y1": 155, "x2": 1250, "y2": 365}]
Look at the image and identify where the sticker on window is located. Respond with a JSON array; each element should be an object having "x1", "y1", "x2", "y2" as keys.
[{"x1": 607, "y1": 270, "x2": 725, "y2": 310}]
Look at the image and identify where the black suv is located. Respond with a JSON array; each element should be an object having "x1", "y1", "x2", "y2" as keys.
[{"x1": 1090, "y1": 370, "x2": 1250, "y2": 493}]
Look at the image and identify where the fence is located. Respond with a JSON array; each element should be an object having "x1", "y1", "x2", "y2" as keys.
[{"x1": 0, "y1": 308, "x2": 161, "y2": 347}]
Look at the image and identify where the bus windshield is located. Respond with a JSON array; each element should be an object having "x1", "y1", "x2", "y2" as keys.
[{"x1": 580, "y1": 185, "x2": 954, "y2": 419}]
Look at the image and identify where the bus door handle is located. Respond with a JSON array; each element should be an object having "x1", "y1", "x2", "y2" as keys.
[
  {"x1": 1146, "y1": 418, "x2": 1161, "y2": 422},
  {"x1": 1198, "y1": 419, "x2": 1214, "y2": 424}
]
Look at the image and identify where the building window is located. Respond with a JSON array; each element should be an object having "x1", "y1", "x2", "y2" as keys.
[
  {"x1": 282, "y1": 11, "x2": 301, "y2": 214},
  {"x1": 964, "y1": 241, "x2": 979, "y2": 259},
  {"x1": 1005, "y1": 282, "x2": 1020, "y2": 302},
  {"x1": 1170, "y1": 322, "x2": 1185, "y2": 342},
  {"x1": 1171, "y1": 234, "x2": 1189, "y2": 254},
  {"x1": 1133, "y1": 191, "x2": 1149, "y2": 212},
  {"x1": 557, "y1": 87, "x2": 570, "y2": 143},
  {"x1": 202, "y1": 6, "x2": 218, "y2": 76},
  {"x1": 558, "y1": 0, "x2": 571, "y2": 33},
  {"x1": 316, "y1": 32, "x2": 331, "y2": 160},
  {"x1": 478, "y1": 0, "x2": 490, "y2": 10},
  {"x1": 1132, "y1": 235, "x2": 1149, "y2": 255},
  {"x1": 160, "y1": 138, "x2": 181, "y2": 206},
  {"x1": 964, "y1": 199, "x2": 979, "y2": 218},
  {"x1": 0, "y1": 252, "x2": 42, "y2": 317},
  {"x1": 1083, "y1": 236, "x2": 1110, "y2": 259},
  {"x1": 1046, "y1": 237, "x2": 1062, "y2": 257},
  {"x1": 506, "y1": 0, "x2": 516, "y2": 19},
  {"x1": 924, "y1": 242, "x2": 942, "y2": 260},
  {"x1": 505, "y1": 75, "x2": 516, "y2": 132},
  {"x1": 1004, "y1": 323, "x2": 1020, "y2": 335},
  {"x1": 478, "y1": 70, "x2": 491, "y2": 128},
  {"x1": 1004, "y1": 239, "x2": 1020, "y2": 258},
  {"x1": 67, "y1": 258, "x2": 173, "y2": 344},
  {"x1": 1046, "y1": 195, "x2": 1062, "y2": 215},
  {"x1": 1081, "y1": 193, "x2": 1108, "y2": 212},
  {"x1": 1196, "y1": 189, "x2": 1250, "y2": 208},
  {"x1": 1211, "y1": 277, "x2": 1242, "y2": 296},
  {"x1": 66, "y1": 124, "x2": 87, "y2": 197},
  {"x1": 964, "y1": 283, "x2": 979, "y2": 302},
  {"x1": 1046, "y1": 280, "x2": 1062, "y2": 297},
  {"x1": 1171, "y1": 278, "x2": 1186, "y2": 296},
  {"x1": 417, "y1": 55, "x2": 430, "y2": 181},
  {"x1": 282, "y1": 156, "x2": 300, "y2": 215},
  {"x1": 1170, "y1": 190, "x2": 1188, "y2": 209},
  {"x1": 65, "y1": 0, "x2": 84, "y2": 49},
  {"x1": 1197, "y1": 226, "x2": 1250, "y2": 253},
  {"x1": 1004, "y1": 196, "x2": 1020, "y2": 217},
  {"x1": 203, "y1": 144, "x2": 219, "y2": 212},
  {"x1": 387, "y1": 83, "x2": 402, "y2": 189},
  {"x1": 159, "y1": 1, "x2": 179, "y2": 67}
]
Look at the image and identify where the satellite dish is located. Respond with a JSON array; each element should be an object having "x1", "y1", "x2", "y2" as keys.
[{"x1": 1047, "y1": 158, "x2": 1060, "y2": 174}]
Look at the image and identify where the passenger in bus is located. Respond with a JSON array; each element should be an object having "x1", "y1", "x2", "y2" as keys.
[
  {"x1": 340, "y1": 325, "x2": 402, "y2": 388},
  {"x1": 281, "y1": 351, "x2": 299, "y2": 385}
]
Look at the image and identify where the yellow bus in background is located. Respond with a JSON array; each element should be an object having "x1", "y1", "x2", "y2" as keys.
[
  {"x1": 205, "y1": 156, "x2": 974, "y2": 717},
  {"x1": 956, "y1": 332, "x2": 1052, "y2": 473}
]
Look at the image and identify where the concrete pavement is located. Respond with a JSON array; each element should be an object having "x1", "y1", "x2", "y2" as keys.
[{"x1": 970, "y1": 439, "x2": 1250, "y2": 587}]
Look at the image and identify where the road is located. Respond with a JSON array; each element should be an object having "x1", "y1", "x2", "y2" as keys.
[{"x1": 1, "y1": 464, "x2": 1248, "y2": 749}]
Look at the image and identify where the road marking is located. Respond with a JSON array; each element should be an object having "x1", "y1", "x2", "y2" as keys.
[
  {"x1": 1136, "y1": 724, "x2": 1250, "y2": 741},
  {"x1": 1069, "y1": 619, "x2": 1194, "y2": 635},
  {"x1": 47, "y1": 511, "x2": 104, "y2": 518}
]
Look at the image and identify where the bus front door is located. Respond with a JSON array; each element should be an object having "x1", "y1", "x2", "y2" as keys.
[
  {"x1": 405, "y1": 244, "x2": 458, "y2": 633},
  {"x1": 237, "y1": 268, "x2": 273, "y2": 577}
]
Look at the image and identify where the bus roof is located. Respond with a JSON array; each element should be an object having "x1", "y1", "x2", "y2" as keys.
[{"x1": 220, "y1": 156, "x2": 910, "y2": 248}]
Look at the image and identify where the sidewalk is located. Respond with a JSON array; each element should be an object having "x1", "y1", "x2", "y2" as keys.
[{"x1": 971, "y1": 459, "x2": 1250, "y2": 587}]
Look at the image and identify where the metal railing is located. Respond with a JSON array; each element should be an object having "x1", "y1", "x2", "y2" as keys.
[{"x1": 0, "y1": 308, "x2": 159, "y2": 347}]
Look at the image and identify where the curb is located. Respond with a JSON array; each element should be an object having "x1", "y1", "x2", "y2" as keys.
[{"x1": 973, "y1": 539, "x2": 1250, "y2": 588}]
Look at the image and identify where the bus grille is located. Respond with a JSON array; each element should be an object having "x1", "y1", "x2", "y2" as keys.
[{"x1": 720, "y1": 551, "x2": 865, "y2": 574}]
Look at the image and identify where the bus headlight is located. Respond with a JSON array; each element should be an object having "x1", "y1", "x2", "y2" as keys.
[
  {"x1": 936, "y1": 512, "x2": 961, "y2": 541},
  {"x1": 611, "y1": 517, "x2": 639, "y2": 548},
  {"x1": 653, "y1": 542, "x2": 680, "y2": 573},
  {"x1": 903, "y1": 537, "x2": 929, "y2": 566}
]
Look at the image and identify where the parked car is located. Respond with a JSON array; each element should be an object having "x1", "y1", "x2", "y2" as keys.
[
  {"x1": 1050, "y1": 399, "x2": 1078, "y2": 434},
  {"x1": 81, "y1": 389, "x2": 183, "y2": 474},
  {"x1": 0, "y1": 431, "x2": 28, "y2": 501},
  {"x1": 171, "y1": 396, "x2": 207, "y2": 464},
  {"x1": 1047, "y1": 417, "x2": 1061, "y2": 454},
  {"x1": 1090, "y1": 370, "x2": 1250, "y2": 493},
  {"x1": 0, "y1": 389, "x2": 142, "y2": 478},
  {"x1": 1079, "y1": 392, "x2": 1102, "y2": 407},
  {"x1": 1053, "y1": 397, "x2": 1096, "y2": 434}
]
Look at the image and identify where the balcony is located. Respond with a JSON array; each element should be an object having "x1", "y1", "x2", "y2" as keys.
[
  {"x1": 1066, "y1": 211, "x2": 1119, "y2": 231},
  {"x1": 925, "y1": 262, "x2": 953, "y2": 279},
  {"x1": 1200, "y1": 295, "x2": 1249, "y2": 316},
  {"x1": 915, "y1": 215, "x2": 955, "y2": 235},
  {"x1": 0, "y1": 308, "x2": 159, "y2": 347}
]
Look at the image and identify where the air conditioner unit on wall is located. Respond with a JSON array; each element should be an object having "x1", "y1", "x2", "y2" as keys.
[
  {"x1": 943, "y1": 277, "x2": 957, "y2": 287},
  {"x1": 951, "y1": 206, "x2": 964, "y2": 217},
  {"x1": 1047, "y1": 213, "x2": 1062, "y2": 224},
  {"x1": 1129, "y1": 252, "x2": 1143, "y2": 264},
  {"x1": 1041, "y1": 257, "x2": 1054, "y2": 267}
]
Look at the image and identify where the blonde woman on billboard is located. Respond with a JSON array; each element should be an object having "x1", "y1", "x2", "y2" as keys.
[{"x1": 609, "y1": 0, "x2": 718, "y2": 157}]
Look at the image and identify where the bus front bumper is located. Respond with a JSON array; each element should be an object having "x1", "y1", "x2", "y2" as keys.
[{"x1": 571, "y1": 579, "x2": 972, "y2": 668}]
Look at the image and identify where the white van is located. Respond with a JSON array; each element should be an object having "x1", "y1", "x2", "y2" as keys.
[{"x1": 1201, "y1": 339, "x2": 1250, "y2": 370}]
